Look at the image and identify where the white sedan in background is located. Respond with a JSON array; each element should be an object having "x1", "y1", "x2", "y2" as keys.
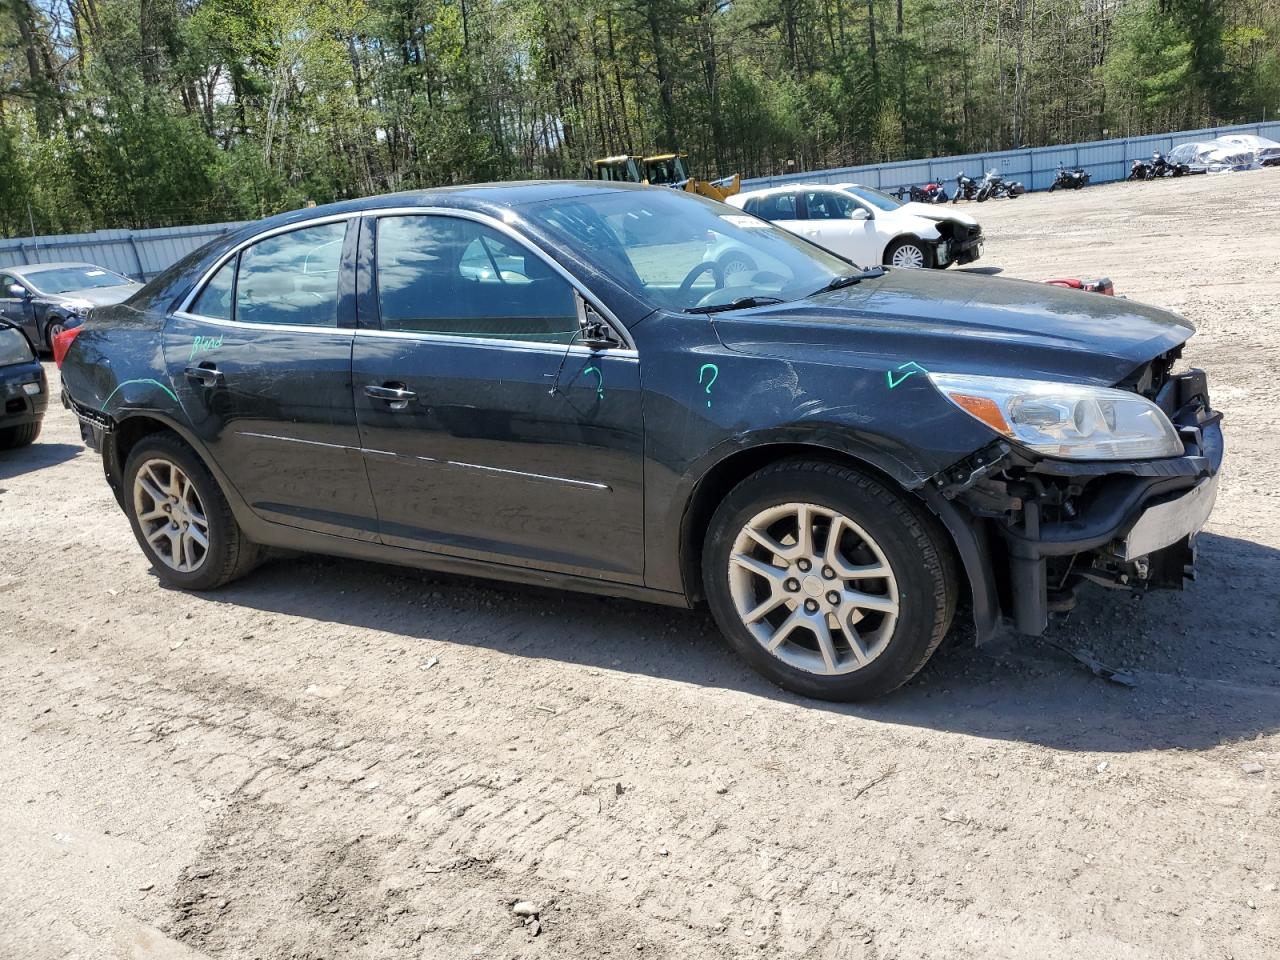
[{"x1": 727, "y1": 182, "x2": 983, "y2": 269}]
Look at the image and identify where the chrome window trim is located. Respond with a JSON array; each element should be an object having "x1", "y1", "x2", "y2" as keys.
[
  {"x1": 170, "y1": 311, "x2": 358, "y2": 337},
  {"x1": 351, "y1": 326, "x2": 637, "y2": 360},
  {"x1": 176, "y1": 212, "x2": 357, "y2": 318},
  {"x1": 363, "y1": 206, "x2": 636, "y2": 351}
]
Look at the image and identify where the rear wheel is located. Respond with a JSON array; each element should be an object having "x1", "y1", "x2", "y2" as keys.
[
  {"x1": 122, "y1": 432, "x2": 259, "y2": 589},
  {"x1": 702, "y1": 460, "x2": 957, "y2": 701},
  {"x1": 0, "y1": 422, "x2": 40, "y2": 449},
  {"x1": 884, "y1": 237, "x2": 933, "y2": 269}
]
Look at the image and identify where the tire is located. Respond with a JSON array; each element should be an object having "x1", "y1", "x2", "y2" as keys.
[
  {"x1": 883, "y1": 237, "x2": 933, "y2": 269},
  {"x1": 0, "y1": 421, "x2": 40, "y2": 449},
  {"x1": 1048, "y1": 182, "x2": 1057, "y2": 192},
  {"x1": 701, "y1": 459, "x2": 958, "y2": 701},
  {"x1": 44, "y1": 318, "x2": 67, "y2": 352},
  {"x1": 122, "y1": 431, "x2": 260, "y2": 590},
  {"x1": 718, "y1": 252, "x2": 757, "y2": 285}
]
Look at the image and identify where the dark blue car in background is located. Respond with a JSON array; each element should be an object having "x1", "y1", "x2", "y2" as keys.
[{"x1": 58, "y1": 182, "x2": 1223, "y2": 700}]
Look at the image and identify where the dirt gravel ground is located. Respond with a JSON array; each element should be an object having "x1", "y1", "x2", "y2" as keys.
[{"x1": 2, "y1": 172, "x2": 1278, "y2": 960}]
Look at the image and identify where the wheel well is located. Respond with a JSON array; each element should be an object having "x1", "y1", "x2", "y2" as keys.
[
  {"x1": 679, "y1": 443, "x2": 928, "y2": 605},
  {"x1": 104, "y1": 416, "x2": 177, "y2": 498}
]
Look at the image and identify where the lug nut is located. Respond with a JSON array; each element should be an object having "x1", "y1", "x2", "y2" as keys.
[
  {"x1": 827, "y1": 591, "x2": 840, "y2": 605},
  {"x1": 785, "y1": 578, "x2": 799, "y2": 592},
  {"x1": 822, "y1": 565, "x2": 835, "y2": 578},
  {"x1": 797, "y1": 559, "x2": 811, "y2": 573},
  {"x1": 804, "y1": 599, "x2": 819, "y2": 613}
]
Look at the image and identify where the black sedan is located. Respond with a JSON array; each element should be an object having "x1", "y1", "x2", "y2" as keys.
[
  {"x1": 0, "y1": 320, "x2": 47, "y2": 449},
  {"x1": 58, "y1": 183, "x2": 1223, "y2": 701},
  {"x1": 1, "y1": 261, "x2": 142, "y2": 352}
]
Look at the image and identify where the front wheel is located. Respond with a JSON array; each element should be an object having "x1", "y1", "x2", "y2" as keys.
[
  {"x1": 702, "y1": 460, "x2": 957, "y2": 701},
  {"x1": 123, "y1": 432, "x2": 260, "y2": 590},
  {"x1": 883, "y1": 237, "x2": 933, "y2": 269},
  {"x1": 45, "y1": 319, "x2": 67, "y2": 352}
]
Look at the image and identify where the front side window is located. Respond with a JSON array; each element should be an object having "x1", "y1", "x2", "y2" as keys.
[
  {"x1": 234, "y1": 221, "x2": 347, "y2": 327},
  {"x1": 0, "y1": 274, "x2": 22, "y2": 296},
  {"x1": 804, "y1": 191, "x2": 861, "y2": 220},
  {"x1": 375, "y1": 215, "x2": 579, "y2": 343}
]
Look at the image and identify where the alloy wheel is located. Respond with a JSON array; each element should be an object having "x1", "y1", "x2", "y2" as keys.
[
  {"x1": 727, "y1": 502, "x2": 899, "y2": 676},
  {"x1": 890, "y1": 244, "x2": 926, "y2": 268},
  {"x1": 132, "y1": 458, "x2": 210, "y2": 573}
]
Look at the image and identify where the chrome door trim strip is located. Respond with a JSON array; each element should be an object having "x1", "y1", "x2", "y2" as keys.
[
  {"x1": 171, "y1": 312, "x2": 360, "y2": 336},
  {"x1": 236, "y1": 432, "x2": 612, "y2": 491},
  {"x1": 351, "y1": 325, "x2": 638, "y2": 359}
]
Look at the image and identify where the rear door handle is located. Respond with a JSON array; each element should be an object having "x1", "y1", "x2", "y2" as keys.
[
  {"x1": 365, "y1": 383, "x2": 416, "y2": 410},
  {"x1": 184, "y1": 365, "x2": 224, "y2": 387}
]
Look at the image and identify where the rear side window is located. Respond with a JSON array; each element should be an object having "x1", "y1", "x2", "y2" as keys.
[
  {"x1": 753, "y1": 192, "x2": 799, "y2": 221},
  {"x1": 375, "y1": 215, "x2": 578, "y2": 343},
  {"x1": 190, "y1": 258, "x2": 235, "y2": 320},
  {"x1": 234, "y1": 221, "x2": 347, "y2": 327}
]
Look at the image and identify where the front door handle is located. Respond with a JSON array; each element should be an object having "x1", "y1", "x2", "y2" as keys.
[
  {"x1": 184, "y1": 364, "x2": 224, "y2": 387},
  {"x1": 365, "y1": 383, "x2": 417, "y2": 410}
]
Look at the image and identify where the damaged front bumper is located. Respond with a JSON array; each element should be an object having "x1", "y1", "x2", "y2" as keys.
[{"x1": 940, "y1": 368, "x2": 1223, "y2": 637}]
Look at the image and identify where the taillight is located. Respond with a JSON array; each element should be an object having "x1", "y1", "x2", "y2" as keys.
[{"x1": 53, "y1": 326, "x2": 83, "y2": 368}]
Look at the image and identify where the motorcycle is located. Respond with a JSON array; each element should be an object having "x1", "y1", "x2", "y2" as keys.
[
  {"x1": 1150, "y1": 151, "x2": 1189, "y2": 178},
  {"x1": 1048, "y1": 162, "x2": 1089, "y2": 191},
  {"x1": 892, "y1": 183, "x2": 950, "y2": 203},
  {"x1": 1130, "y1": 152, "x2": 1190, "y2": 181},
  {"x1": 976, "y1": 168, "x2": 1024, "y2": 201},
  {"x1": 952, "y1": 171, "x2": 979, "y2": 202}
]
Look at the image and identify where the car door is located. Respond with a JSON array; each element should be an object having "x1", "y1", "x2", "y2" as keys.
[
  {"x1": 800, "y1": 190, "x2": 880, "y2": 265},
  {"x1": 352, "y1": 211, "x2": 645, "y2": 583},
  {"x1": 164, "y1": 217, "x2": 380, "y2": 541},
  {"x1": 0, "y1": 273, "x2": 36, "y2": 342}
]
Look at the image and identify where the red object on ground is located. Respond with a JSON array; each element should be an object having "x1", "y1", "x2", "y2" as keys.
[
  {"x1": 1043, "y1": 277, "x2": 1115, "y2": 295},
  {"x1": 53, "y1": 325, "x2": 83, "y2": 367}
]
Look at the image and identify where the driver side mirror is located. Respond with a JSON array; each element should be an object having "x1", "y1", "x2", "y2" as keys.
[
  {"x1": 7, "y1": 283, "x2": 27, "y2": 299},
  {"x1": 849, "y1": 208, "x2": 870, "y2": 221},
  {"x1": 577, "y1": 296, "x2": 620, "y2": 348}
]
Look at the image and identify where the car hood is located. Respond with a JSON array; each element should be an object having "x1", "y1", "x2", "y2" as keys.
[
  {"x1": 50, "y1": 283, "x2": 144, "y2": 307},
  {"x1": 710, "y1": 267, "x2": 1193, "y2": 386},
  {"x1": 898, "y1": 202, "x2": 978, "y2": 227}
]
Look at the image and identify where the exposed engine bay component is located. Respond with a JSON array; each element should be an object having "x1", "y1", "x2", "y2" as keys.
[{"x1": 928, "y1": 362, "x2": 1221, "y2": 637}]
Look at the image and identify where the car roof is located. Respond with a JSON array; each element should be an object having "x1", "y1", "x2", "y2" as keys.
[{"x1": 229, "y1": 180, "x2": 640, "y2": 239}]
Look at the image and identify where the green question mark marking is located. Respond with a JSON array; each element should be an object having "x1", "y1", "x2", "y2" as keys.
[
  {"x1": 583, "y1": 365, "x2": 604, "y2": 400},
  {"x1": 698, "y1": 363, "x2": 719, "y2": 408}
]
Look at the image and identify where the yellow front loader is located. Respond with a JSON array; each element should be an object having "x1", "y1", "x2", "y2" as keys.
[{"x1": 588, "y1": 152, "x2": 741, "y2": 202}]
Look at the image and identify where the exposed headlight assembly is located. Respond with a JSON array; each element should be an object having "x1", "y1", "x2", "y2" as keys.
[
  {"x1": 58, "y1": 299, "x2": 92, "y2": 316},
  {"x1": 928, "y1": 372, "x2": 1183, "y2": 460}
]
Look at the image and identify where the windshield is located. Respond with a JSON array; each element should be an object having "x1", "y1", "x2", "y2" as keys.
[
  {"x1": 25, "y1": 265, "x2": 131, "y2": 295},
  {"x1": 520, "y1": 188, "x2": 853, "y2": 312},
  {"x1": 839, "y1": 184, "x2": 903, "y2": 212}
]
